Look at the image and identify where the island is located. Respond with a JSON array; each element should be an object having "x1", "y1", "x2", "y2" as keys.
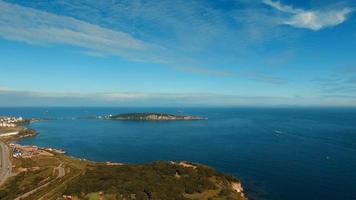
[
  {"x1": 0, "y1": 116, "x2": 246, "y2": 200},
  {"x1": 101, "y1": 112, "x2": 206, "y2": 121}
]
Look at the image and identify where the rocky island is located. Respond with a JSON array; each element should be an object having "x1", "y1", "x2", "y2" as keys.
[{"x1": 102, "y1": 112, "x2": 206, "y2": 121}]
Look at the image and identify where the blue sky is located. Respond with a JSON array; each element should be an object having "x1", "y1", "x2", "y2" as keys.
[{"x1": 1, "y1": 0, "x2": 356, "y2": 107}]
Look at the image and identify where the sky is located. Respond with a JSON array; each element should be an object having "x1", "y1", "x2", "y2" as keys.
[{"x1": 1, "y1": 0, "x2": 356, "y2": 107}]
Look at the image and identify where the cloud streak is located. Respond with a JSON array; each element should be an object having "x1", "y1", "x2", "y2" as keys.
[
  {"x1": 312, "y1": 67, "x2": 356, "y2": 95},
  {"x1": 1, "y1": 88, "x2": 356, "y2": 107},
  {"x1": 263, "y1": 0, "x2": 353, "y2": 30},
  {"x1": 0, "y1": 1, "x2": 161, "y2": 61},
  {"x1": 0, "y1": 0, "x2": 246, "y2": 79},
  {"x1": 0, "y1": 88, "x2": 301, "y2": 107}
]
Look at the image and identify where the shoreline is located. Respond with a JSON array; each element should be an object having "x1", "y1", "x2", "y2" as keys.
[{"x1": 0, "y1": 119, "x2": 247, "y2": 199}]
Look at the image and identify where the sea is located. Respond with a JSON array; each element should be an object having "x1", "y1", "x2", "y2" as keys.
[{"x1": 0, "y1": 107, "x2": 355, "y2": 200}]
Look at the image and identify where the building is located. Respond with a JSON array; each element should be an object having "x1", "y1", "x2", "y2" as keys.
[{"x1": 0, "y1": 116, "x2": 24, "y2": 128}]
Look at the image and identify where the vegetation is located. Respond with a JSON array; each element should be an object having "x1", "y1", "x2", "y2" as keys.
[
  {"x1": 18, "y1": 128, "x2": 37, "y2": 137},
  {"x1": 64, "y1": 161, "x2": 245, "y2": 200}
]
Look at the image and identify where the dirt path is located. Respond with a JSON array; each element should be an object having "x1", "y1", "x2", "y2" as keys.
[
  {"x1": 56, "y1": 163, "x2": 65, "y2": 178},
  {"x1": 14, "y1": 180, "x2": 53, "y2": 200}
]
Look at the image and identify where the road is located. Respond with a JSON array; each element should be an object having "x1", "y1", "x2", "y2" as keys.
[
  {"x1": 56, "y1": 163, "x2": 65, "y2": 178},
  {"x1": 0, "y1": 140, "x2": 11, "y2": 186},
  {"x1": 14, "y1": 163, "x2": 65, "y2": 200}
]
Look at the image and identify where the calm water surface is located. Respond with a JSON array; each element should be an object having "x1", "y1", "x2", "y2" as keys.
[{"x1": 1, "y1": 107, "x2": 355, "y2": 200}]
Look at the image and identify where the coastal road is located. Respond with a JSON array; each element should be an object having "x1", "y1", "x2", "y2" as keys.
[{"x1": 0, "y1": 140, "x2": 11, "y2": 186}]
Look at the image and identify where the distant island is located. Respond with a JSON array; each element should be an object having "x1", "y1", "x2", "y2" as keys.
[{"x1": 100, "y1": 112, "x2": 207, "y2": 121}]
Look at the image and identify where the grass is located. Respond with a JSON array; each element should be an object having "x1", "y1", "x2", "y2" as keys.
[{"x1": 61, "y1": 161, "x2": 245, "y2": 200}]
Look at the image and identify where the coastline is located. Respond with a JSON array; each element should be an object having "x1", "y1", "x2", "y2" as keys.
[{"x1": 0, "y1": 120, "x2": 247, "y2": 200}]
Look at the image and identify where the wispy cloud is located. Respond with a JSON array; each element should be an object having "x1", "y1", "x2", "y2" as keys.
[
  {"x1": 312, "y1": 66, "x2": 356, "y2": 94},
  {"x1": 0, "y1": 1, "x2": 159, "y2": 61},
  {"x1": 1, "y1": 88, "x2": 341, "y2": 107},
  {"x1": 0, "y1": 0, "x2": 288, "y2": 81},
  {"x1": 173, "y1": 65, "x2": 235, "y2": 77},
  {"x1": 246, "y1": 72, "x2": 286, "y2": 84},
  {"x1": 322, "y1": 94, "x2": 356, "y2": 99},
  {"x1": 0, "y1": 0, "x2": 295, "y2": 88},
  {"x1": 264, "y1": 50, "x2": 296, "y2": 66},
  {"x1": 172, "y1": 65, "x2": 286, "y2": 84},
  {"x1": 263, "y1": 0, "x2": 353, "y2": 30},
  {"x1": 0, "y1": 0, "x2": 244, "y2": 79}
]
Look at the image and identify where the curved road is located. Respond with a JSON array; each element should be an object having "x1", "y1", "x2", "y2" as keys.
[{"x1": 0, "y1": 140, "x2": 11, "y2": 186}]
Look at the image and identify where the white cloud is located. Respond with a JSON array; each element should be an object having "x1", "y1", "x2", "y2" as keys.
[
  {"x1": 263, "y1": 0, "x2": 301, "y2": 14},
  {"x1": 0, "y1": 1, "x2": 154, "y2": 59},
  {"x1": 263, "y1": 0, "x2": 353, "y2": 30},
  {"x1": 286, "y1": 8, "x2": 353, "y2": 31},
  {"x1": 0, "y1": 0, "x2": 288, "y2": 83},
  {"x1": 0, "y1": 0, "x2": 238, "y2": 77}
]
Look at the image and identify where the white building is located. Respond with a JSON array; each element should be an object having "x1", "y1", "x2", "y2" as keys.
[{"x1": 0, "y1": 116, "x2": 24, "y2": 128}]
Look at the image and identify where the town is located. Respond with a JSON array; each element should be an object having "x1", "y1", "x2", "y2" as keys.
[{"x1": 0, "y1": 116, "x2": 24, "y2": 128}]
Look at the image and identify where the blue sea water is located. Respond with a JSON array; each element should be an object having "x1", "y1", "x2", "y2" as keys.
[{"x1": 1, "y1": 107, "x2": 356, "y2": 200}]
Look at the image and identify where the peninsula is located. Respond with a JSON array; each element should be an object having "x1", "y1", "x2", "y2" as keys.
[
  {"x1": 102, "y1": 112, "x2": 206, "y2": 121},
  {"x1": 0, "y1": 116, "x2": 246, "y2": 200}
]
